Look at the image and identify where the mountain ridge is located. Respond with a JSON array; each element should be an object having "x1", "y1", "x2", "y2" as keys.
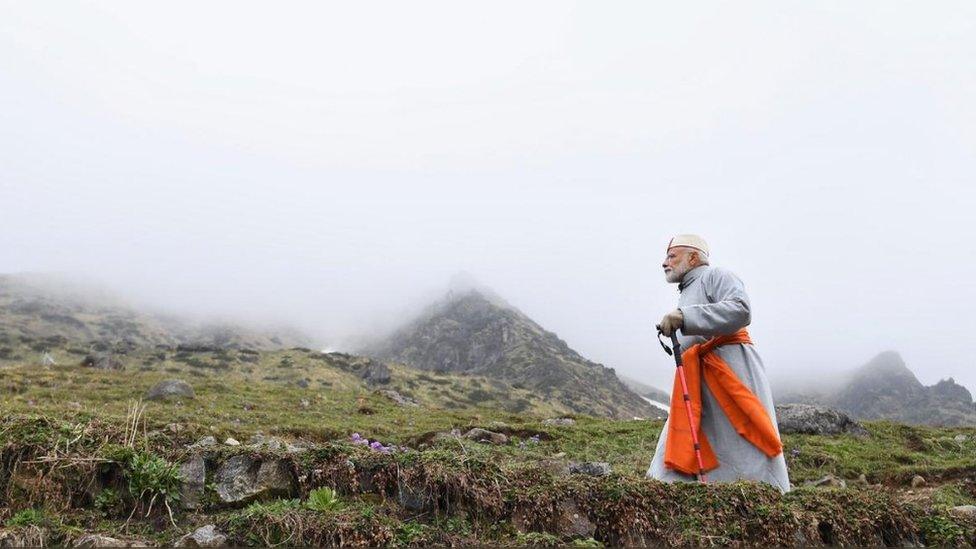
[{"x1": 367, "y1": 287, "x2": 662, "y2": 419}]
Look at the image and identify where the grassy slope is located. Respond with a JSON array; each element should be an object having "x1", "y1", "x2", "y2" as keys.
[{"x1": 2, "y1": 341, "x2": 976, "y2": 546}]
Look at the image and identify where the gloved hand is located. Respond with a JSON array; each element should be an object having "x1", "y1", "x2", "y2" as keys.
[{"x1": 658, "y1": 309, "x2": 684, "y2": 337}]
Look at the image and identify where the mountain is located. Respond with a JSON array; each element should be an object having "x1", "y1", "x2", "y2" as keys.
[
  {"x1": 619, "y1": 374, "x2": 671, "y2": 412},
  {"x1": 777, "y1": 351, "x2": 976, "y2": 426},
  {"x1": 0, "y1": 273, "x2": 311, "y2": 351},
  {"x1": 366, "y1": 286, "x2": 663, "y2": 419}
]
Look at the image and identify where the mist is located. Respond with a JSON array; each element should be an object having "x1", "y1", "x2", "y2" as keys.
[{"x1": 2, "y1": 2, "x2": 975, "y2": 394}]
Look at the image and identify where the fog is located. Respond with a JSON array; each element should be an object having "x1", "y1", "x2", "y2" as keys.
[{"x1": 2, "y1": 2, "x2": 975, "y2": 393}]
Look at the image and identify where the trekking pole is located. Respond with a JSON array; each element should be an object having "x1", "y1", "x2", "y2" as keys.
[{"x1": 656, "y1": 327, "x2": 708, "y2": 483}]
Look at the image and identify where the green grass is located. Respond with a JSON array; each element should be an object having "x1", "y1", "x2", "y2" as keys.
[{"x1": 2, "y1": 341, "x2": 975, "y2": 546}]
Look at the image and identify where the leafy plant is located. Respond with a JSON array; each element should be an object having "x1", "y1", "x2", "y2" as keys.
[
  {"x1": 305, "y1": 487, "x2": 344, "y2": 512},
  {"x1": 122, "y1": 451, "x2": 182, "y2": 526},
  {"x1": 5, "y1": 508, "x2": 46, "y2": 527},
  {"x1": 94, "y1": 488, "x2": 124, "y2": 517}
]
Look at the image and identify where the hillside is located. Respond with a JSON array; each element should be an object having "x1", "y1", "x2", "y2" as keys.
[
  {"x1": 1, "y1": 356, "x2": 975, "y2": 546},
  {"x1": 367, "y1": 287, "x2": 662, "y2": 419},
  {"x1": 777, "y1": 351, "x2": 976, "y2": 427},
  {"x1": 0, "y1": 273, "x2": 310, "y2": 351}
]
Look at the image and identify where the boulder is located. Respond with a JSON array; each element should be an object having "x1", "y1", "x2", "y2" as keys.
[
  {"x1": 247, "y1": 433, "x2": 307, "y2": 453},
  {"x1": 81, "y1": 353, "x2": 122, "y2": 370},
  {"x1": 187, "y1": 436, "x2": 217, "y2": 450},
  {"x1": 144, "y1": 379, "x2": 195, "y2": 401},
  {"x1": 375, "y1": 389, "x2": 418, "y2": 407},
  {"x1": 463, "y1": 428, "x2": 507, "y2": 445},
  {"x1": 176, "y1": 525, "x2": 227, "y2": 547},
  {"x1": 951, "y1": 505, "x2": 976, "y2": 519},
  {"x1": 214, "y1": 455, "x2": 297, "y2": 505},
  {"x1": 910, "y1": 475, "x2": 926, "y2": 488},
  {"x1": 72, "y1": 534, "x2": 132, "y2": 547},
  {"x1": 178, "y1": 454, "x2": 206, "y2": 510},
  {"x1": 775, "y1": 404, "x2": 869, "y2": 436},
  {"x1": 554, "y1": 499, "x2": 596, "y2": 538},
  {"x1": 361, "y1": 361, "x2": 391, "y2": 385},
  {"x1": 569, "y1": 462, "x2": 611, "y2": 477},
  {"x1": 805, "y1": 474, "x2": 847, "y2": 489},
  {"x1": 543, "y1": 417, "x2": 576, "y2": 427}
]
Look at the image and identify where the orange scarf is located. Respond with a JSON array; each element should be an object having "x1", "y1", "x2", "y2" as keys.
[{"x1": 664, "y1": 329, "x2": 783, "y2": 476}]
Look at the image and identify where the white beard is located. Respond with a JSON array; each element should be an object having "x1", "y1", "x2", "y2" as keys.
[{"x1": 665, "y1": 258, "x2": 693, "y2": 283}]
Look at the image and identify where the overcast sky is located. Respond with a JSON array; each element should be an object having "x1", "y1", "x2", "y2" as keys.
[{"x1": 2, "y1": 2, "x2": 975, "y2": 393}]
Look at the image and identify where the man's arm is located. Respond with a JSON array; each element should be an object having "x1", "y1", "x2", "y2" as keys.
[{"x1": 679, "y1": 268, "x2": 752, "y2": 336}]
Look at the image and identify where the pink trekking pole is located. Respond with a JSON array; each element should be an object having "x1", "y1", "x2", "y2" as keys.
[{"x1": 657, "y1": 327, "x2": 708, "y2": 483}]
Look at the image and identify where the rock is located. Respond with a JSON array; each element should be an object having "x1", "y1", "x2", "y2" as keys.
[
  {"x1": 543, "y1": 417, "x2": 576, "y2": 427},
  {"x1": 951, "y1": 505, "x2": 976, "y2": 518},
  {"x1": 910, "y1": 475, "x2": 926, "y2": 488},
  {"x1": 569, "y1": 461, "x2": 611, "y2": 477},
  {"x1": 144, "y1": 379, "x2": 195, "y2": 401},
  {"x1": 299, "y1": 399, "x2": 310, "y2": 408},
  {"x1": 72, "y1": 534, "x2": 131, "y2": 547},
  {"x1": 397, "y1": 479, "x2": 430, "y2": 512},
  {"x1": 247, "y1": 433, "x2": 306, "y2": 453},
  {"x1": 554, "y1": 499, "x2": 596, "y2": 538},
  {"x1": 188, "y1": 436, "x2": 217, "y2": 449},
  {"x1": 463, "y1": 428, "x2": 507, "y2": 445},
  {"x1": 224, "y1": 438, "x2": 240, "y2": 446},
  {"x1": 375, "y1": 389, "x2": 418, "y2": 407},
  {"x1": 361, "y1": 361, "x2": 391, "y2": 385},
  {"x1": 856, "y1": 473, "x2": 868, "y2": 485},
  {"x1": 775, "y1": 403, "x2": 868, "y2": 436},
  {"x1": 954, "y1": 434, "x2": 970, "y2": 443},
  {"x1": 178, "y1": 454, "x2": 206, "y2": 510},
  {"x1": 214, "y1": 455, "x2": 297, "y2": 505},
  {"x1": 81, "y1": 352, "x2": 122, "y2": 370},
  {"x1": 296, "y1": 379, "x2": 309, "y2": 389},
  {"x1": 176, "y1": 525, "x2": 227, "y2": 547},
  {"x1": 805, "y1": 474, "x2": 847, "y2": 488}
]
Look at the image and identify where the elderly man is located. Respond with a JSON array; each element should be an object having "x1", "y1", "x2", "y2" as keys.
[{"x1": 646, "y1": 235, "x2": 791, "y2": 493}]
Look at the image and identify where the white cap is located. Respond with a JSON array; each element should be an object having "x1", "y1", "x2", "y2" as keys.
[{"x1": 667, "y1": 234, "x2": 709, "y2": 256}]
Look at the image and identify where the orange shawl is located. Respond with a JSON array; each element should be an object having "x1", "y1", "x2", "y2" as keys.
[{"x1": 664, "y1": 329, "x2": 783, "y2": 476}]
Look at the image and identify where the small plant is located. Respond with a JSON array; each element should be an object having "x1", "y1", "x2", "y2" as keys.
[
  {"x1": 123, "y1": 452, "x2": 182, "y2": 526},
  {"x1": 395, "y1": 521, "x2": 432, "y2": 545},
  {"x1": 305, "y1": 487, "x2": 344, "y2": 512},
  {"x1": 94, "y1": 488, "x2": 124, "y2": 517},
  {"x1": 515, "y1": 531, "x2": 560, "y2": 546},
  {"x1": 5, "y1": 508, "x2": 46, "y2": 527},
  {"x1": 241, "y1": 498, "x2": 301, "y2": 519}
]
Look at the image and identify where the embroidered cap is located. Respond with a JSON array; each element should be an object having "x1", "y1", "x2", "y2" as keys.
[{"x1": 667, "y1": 234, "x2": 709, "y2": 256}]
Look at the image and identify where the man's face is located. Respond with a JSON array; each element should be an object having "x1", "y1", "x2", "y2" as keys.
[{"x1": 662, "y1": 247, "x2": 695, "y2": 283}]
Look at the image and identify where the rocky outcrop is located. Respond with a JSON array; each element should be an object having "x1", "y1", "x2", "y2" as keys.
[
  {"x1": 775, "y1": 403, "x2": 869, "y2": 436},
  {"x1": 176, "y1": 525, "x2": 227, "y2": 547},
  {"x1": 213, "y1": 455, "x2": 297, "y2": 505},
  {"x1": 145, "y1": 379, "x2": 195, "y2": 401},
  {"x1": 367, "y1": 286, "x2": 662, "y2": 419},
  {"x1": 178, "y1": 454, "x2": 207, "y2": 510}
]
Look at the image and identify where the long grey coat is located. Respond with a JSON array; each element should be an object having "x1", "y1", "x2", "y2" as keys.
[{"x1": 646, "y1": 265, "x2": 791, "y2": 493}]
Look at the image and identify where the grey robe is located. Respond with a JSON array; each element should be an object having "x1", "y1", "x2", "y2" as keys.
[{"x1": 646, "y1": 265, "x2": 791, "y2": 493}]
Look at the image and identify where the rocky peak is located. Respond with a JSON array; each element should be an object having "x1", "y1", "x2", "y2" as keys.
[{"x1": 368, "y1": 281, "x2": 660, "y2": 419}]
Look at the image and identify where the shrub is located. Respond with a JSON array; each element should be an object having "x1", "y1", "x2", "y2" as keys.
[
  {"x1": 5, "y1": 508, "x2": 46, "y2": 527},
  {"x1": 305, "y1": 487, "x2": 344, "y2": 512}
]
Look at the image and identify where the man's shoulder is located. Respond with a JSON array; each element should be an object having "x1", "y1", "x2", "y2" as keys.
[{"x1": 702, "y1": 266, "x2": 744, "y2": 285}]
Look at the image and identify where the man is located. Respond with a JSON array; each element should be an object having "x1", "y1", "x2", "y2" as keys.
[{"x1": 646, "y1": 234, "x2": 791, "y2": 493}]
